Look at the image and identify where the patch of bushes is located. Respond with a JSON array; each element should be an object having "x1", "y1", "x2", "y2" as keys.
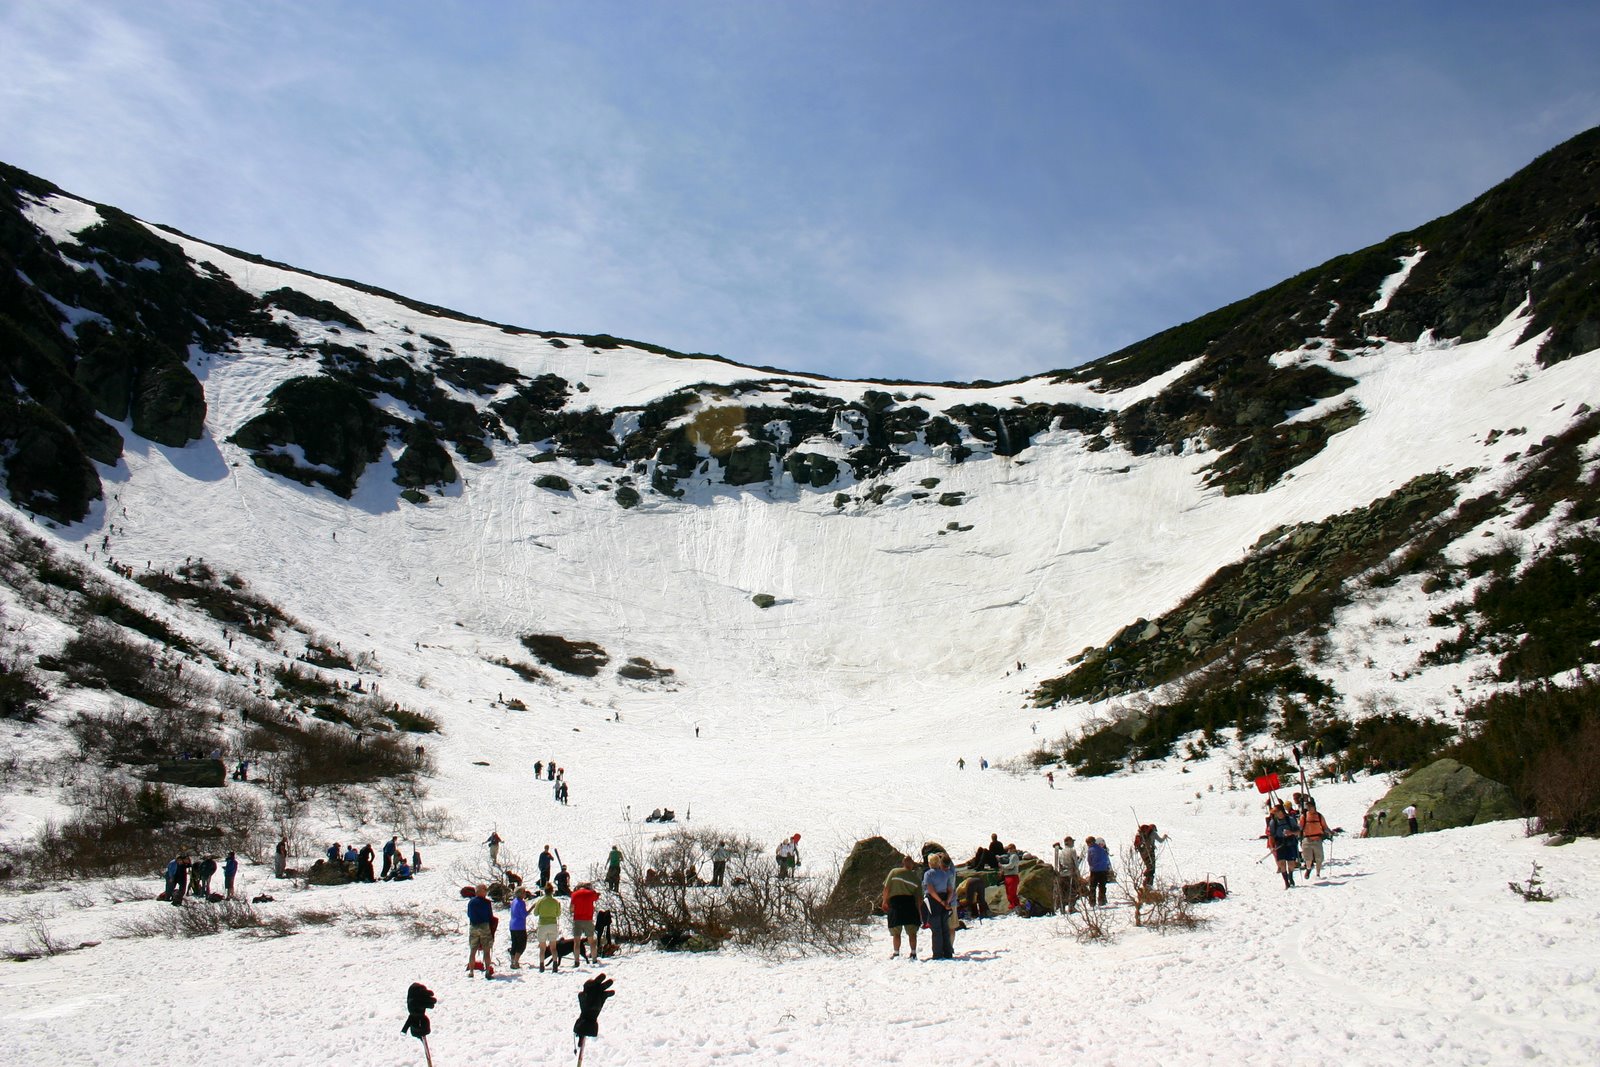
[
  {"x1": 617, "y1": 657, "x2": 674, "y2": 682},
  {"x1": 1443, "y1": 677, "x2": 1600, "y2": 834},
  {"x1": 66, "y1": 699, "x2": 220, "y2": 765},
  {"x1": 82, "y1": 592, "x2": 192, "y2": 651},
  {"x1": 21, "y1": 780, "x2": 265, "y2": 879},
  {"x1": 134, "y1": 562, "x2": 290, "y2": 641},
  {"x1": 487, "y1": 656, "x2": 547, "y2": 684},
  {"x1": 1335, "y1": 713, "x2": 1455, "y2": 775},
  {"x1": 247, "y1": 715, "x2": 427, "y2": 789},
  {"x1": 608, "y1": 828, "x2": 859, "y2": 957},
  {"x1": 272, "y1": 663, "x2": 342, "y2": 702},
  {"x1": 1055, "y1": 664, "x2": 1336, "y2": 775},
  {"x1": 519, "y1": 633, "x2": 609, "y2": 677},
  {"x1": 45, "y1": 621, "x2": 199, "y2": 709},
  {"x1": 0, "y1": 654, "x2": 47, "y2": 721},
  {"x1": 383, "y1": 706, "x2": 440, "y2": 734},
  {"x1": 299, "y1": 641, "x2": 355, "y2": 672},
  {"x1": 1424, "y1": 530, "x2": 1600, "y2": 681}
]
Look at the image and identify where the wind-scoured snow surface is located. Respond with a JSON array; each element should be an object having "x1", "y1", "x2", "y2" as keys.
[{"x1": 2, "y1": 206, "x2": 1599, "y2": 1065}]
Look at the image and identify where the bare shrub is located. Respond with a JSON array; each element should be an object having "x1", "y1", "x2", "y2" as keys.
[
  {"x1": 608, "y1": 828, "x2": 860, "y2": 958},
  {"x1": 22, "y1": 778, "x2": 265, "y2": 879},
  {"x1": 1063, "y1": 902, "x2": 1114, "y2": 943},
  {"x1": 114, "y1": 900, "x2": 269, "y2": 939},
  {"x1": 5, "y1": 903, "x2": 69, "y2": 959},
  {"x1": 68, "y1": 697, "x2": 221, "y2": 764},
  {"x1": 1533, "y1": 717, "x2": 1600, "y2": 837}
]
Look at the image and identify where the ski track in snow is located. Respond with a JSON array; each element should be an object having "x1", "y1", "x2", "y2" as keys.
[{"x1": 0, "y1": 205, "x2": 1598, "y2": 1063}]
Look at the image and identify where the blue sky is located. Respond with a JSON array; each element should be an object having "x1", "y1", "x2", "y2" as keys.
[{"x1": 3, "y1": 2, "x2": 1598, "y2": 383}]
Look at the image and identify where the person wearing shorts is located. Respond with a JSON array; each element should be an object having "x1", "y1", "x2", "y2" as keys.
[
  {"x1": 466, "y1": 884, "x2": 495, "y2": 977},
  {"x1": 534, "y1": 885, "x2": 563, "y2": 972},
  {"x1": 569, "y1": 880, "x2": 600, "y2": 964},
  {"x1": 881, "y1": 855, "x2": 922, "y2": 959}
]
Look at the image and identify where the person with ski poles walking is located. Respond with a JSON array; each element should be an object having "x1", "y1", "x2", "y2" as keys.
[
  {"x1": 922, "y1": 852, "x2": 958, "y2": 959},
  {"x1": 486, "y1": 831, "x2": 503, "y2": 867}
]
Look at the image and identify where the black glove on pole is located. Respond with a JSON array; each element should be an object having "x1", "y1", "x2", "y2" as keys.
[
  {"x1": 402, "y1": 983, "x2": 436, "y2": 1065},
  {"x1": 574, "y1": 971, "x2": 615, "y2": 1059}
]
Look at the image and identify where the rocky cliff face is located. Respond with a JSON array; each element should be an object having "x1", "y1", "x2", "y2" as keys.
[{"x1": 3, "y1": 129, "x2": 1597, "y2": 527}]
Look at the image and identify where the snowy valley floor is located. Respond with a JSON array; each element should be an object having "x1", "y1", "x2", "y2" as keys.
[{"x1": 3, "y1": 790, "x2": 1598, "y2": 1066}]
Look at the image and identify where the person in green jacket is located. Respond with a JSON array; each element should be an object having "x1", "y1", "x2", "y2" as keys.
[
  {"x1": 605, "y1": 846, "x2": 623, "y2": 892},
  {"x1": 534, "y1": 884, "x2": 564, "y2": 972},
  {"x1": 881, "y1": 855, "x2": 923, "y2": 959}
]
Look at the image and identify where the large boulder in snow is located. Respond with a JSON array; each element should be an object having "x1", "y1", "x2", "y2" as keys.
[
  {"x1": 144, "y1": 758, "x2": 225, "y2": 789},
  {"x1": 828, "y1": 836, "x2": 905, "y2": 918},
  {"x1": 1364, "y1": 758, "x2": 1520, "y2": 836}
]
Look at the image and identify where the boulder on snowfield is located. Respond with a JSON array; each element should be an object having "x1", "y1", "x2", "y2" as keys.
[
  {"x1": 1364, "y1": 758, "x2": 1520, "y2": 836},
  {"x1": 827, "y1": 836, "x2": 904, "y2": 917}
]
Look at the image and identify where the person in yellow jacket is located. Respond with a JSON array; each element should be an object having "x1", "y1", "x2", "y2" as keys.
[{"x1": 534, "y1": 884, "x2": 564, "y2": 972}]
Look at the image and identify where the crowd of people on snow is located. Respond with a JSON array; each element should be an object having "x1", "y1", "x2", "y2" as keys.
[
  {"x1": 157, "y1": 834, "x2": 428, "y2": 905},
  {"x1": 158, "y1": 852, "x2": 240, "y2": 905}
]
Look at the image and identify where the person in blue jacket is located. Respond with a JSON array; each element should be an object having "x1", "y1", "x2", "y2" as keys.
[
  {"x1": 466, "y1": 884, "x2": 495, "y2": 977},
  {"x1": 921, "y1": 852, "x2": 958, "y2": 959},
  {"x1": 508, "y1": 888, "x2": 531, "y2": 969},
  {"x1": 223, "y1": 852, "x2": 239, "y2": 899},
  {"x1": 1085, "y1": 836, "x2": 1113, "y2": 907}
]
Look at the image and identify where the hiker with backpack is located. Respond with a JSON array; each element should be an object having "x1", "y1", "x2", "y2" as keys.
[
  {"x1": 1266, "y1": 801, "x2": 1302, "y2": 889},
  {"x1": 1299, "y1": 799, "x2": 1330, "y2": 879},
  {"x1": 486, "y1": 831, "x2": 504, "y2": 867},
  {"x1": 1135, "y1": 824, "x2": 1168, "y2": 890},
  {"x1": 882, "y1": 855, "x2": 922, "y2": 959},
  {"x1": 1085, "y1": 837, "x2": 1112, "y2": 907}
]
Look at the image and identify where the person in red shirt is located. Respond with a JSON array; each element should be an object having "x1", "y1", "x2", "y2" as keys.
[{"x1": 569, "y1": 881, "x2": 601, "y2": 964}]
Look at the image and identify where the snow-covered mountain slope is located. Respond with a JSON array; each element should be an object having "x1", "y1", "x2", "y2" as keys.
[{"x1": 0, "y1": 131, "x2": 1599, "y2": 1067}]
